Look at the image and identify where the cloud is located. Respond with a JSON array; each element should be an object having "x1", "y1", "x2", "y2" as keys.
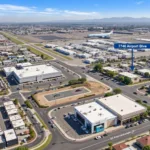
[
  {"x1": 64, "y1": 10, "x2": 98, "y2": 16},
  {"x1": 136, "y1": 1, "x2": 144, "y2": 5},
  {"x1": 0, "y1": 4, "x2": 33, "y2": 11},
  {"x1": 0, "y1": 4, "x2": 101, "y2": 22}
]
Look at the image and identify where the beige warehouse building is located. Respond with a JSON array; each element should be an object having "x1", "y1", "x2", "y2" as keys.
[{"x1": 96, "y1": 94, "x2": 146, "y2": 124}]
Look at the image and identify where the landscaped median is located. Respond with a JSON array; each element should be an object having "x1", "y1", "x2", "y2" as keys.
[
  {"x1": 34, "y1": 112, "x2": 48, "y2": 129},
  {"x1": 29, "y1": 134, "x2": 52, "y2": 150},
  {"x1": 0, "y1": 32, "x2": 24, "y2": 45},
  {"x1": 26, "y1": 46, "x2": 54, "y2": 60}
]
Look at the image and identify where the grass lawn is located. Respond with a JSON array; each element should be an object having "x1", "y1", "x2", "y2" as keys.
[
  {"x1": 27, "y1": 46, "x2": 53, "y2": 60},
  {"x1": 0, "y1": 32, "x2": 24, "y2": 45},
  {"x1": 43, "y1": 47, "x2": 72, "y2": 60},
  {"x1": 35, "y1": 113, "x2": 48, "y2": 129},
  {"x1": 34, "y1": 43, "x2": 43, "y2": 46}
]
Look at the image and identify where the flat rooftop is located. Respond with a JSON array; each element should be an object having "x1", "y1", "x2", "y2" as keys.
[
  {"x1": 4, "y1": 129, "x2": 17, "y2": 142},
  {"x1": 6, "y1": 108, "x2": 18, "y2": 116},
  {"x1": 11, "y1": 119, "x2": 25, "y2": 128},
  {"x1": 9, "y1": 114, "x2": 21, "y2": 122},
  {"x1": 97, "y1": 94, "x2": 146, "y2": 118},
  {"x1": 5, "y1": 104, "x2": 16, "y2": 111},
  {"x1": 13, "y1": 64, "x2": 61, "y2": 78},
  {"x1": 138, "y1": 69, "x2": 150, "y2": 74},
  {"x1": 103, "y1": 67, "x2": 119, "y2": 72},
  {"x1": 3, "y1": 101, "x2": 14, "y2": 106},
  {"x1": 119, "y1": 72, "x2": 139, "y2": 79},
  {"x1": 75, "y1": 102, "x2": 116, "y2": 124}
]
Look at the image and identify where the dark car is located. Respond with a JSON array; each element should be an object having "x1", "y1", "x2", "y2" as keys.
[
  {"x1": 143, "y1": 100, "x2": 148, "y2": 104},
  {"x1": 75, "y1": 89, "x2": 82, "y2": 92},
  {"x1": 133, "y1": 92, "x2": 137, "y2": 95}
]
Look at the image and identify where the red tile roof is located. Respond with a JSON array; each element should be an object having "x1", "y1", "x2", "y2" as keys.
[
  {"x1": 137, "y1": 135, "x2": 150, "y2": 147},
  {"x1": 113, "y1": 143, "x2": 128, "y2": 150}
]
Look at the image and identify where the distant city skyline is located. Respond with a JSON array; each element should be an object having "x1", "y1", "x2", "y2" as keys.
[{"x1": 0, "y1": 0, "x2": 150, "y2": 22}]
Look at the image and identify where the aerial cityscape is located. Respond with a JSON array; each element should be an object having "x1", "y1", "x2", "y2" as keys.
[{"x1": 1, "y1": 0, "x2": 150, "y2": 150}]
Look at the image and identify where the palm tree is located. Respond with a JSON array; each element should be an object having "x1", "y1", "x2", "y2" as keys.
[{"x1": 108, "y1": 142, "x2": 113, "y2": 150}]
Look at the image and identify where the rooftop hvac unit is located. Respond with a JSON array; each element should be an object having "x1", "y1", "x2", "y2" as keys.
[{"x1": 98, "y1": 113, "x2": 102, "y2": 116}]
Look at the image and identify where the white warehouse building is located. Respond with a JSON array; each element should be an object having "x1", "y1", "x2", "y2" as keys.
[
  {"x1": 97, "y1": 94, "x2": 146, "y2": 123},
  {"x1": 4, "y1": 64, "x2": 63, "y2": 84},
  {"x1": 74, "y1": 102, "x2": 117, "y2": 133}
]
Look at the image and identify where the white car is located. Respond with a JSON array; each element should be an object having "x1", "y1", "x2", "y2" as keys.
[{"x1": 95, "y1": 136, "x2": 101, "y2": 140}]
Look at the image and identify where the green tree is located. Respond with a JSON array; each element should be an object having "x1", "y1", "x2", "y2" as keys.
[
  {"x1": 106, "y1": 71, "x2": 115, "y2": 77},
  {"x1": 136, "y1": 115, "x2": 140, "y2": 121},
  {"x1": 136, "y1": 100, "x2": 142, "y2": 104},
  {"x1": 113, "y1": 88, "x2": 122, "y2": 94},
  {"x1": 15, "y1": 146, "x2": 29, "y2": 150},
  {"x1": 78, "y1": 78, "x2": 86, "y2": 83},
  {"x1": 142, "y1": 112, "x2": 148, "y2": 118},
  {"x1": 41, "y1": 54, "x2": 44, "y2": 59},
  {"x1": 123, "y1": 76, "x2": 132, "y2": 85},
  {"x1": 108, "y1": 142, "x2": 113, "y2": 150},
  {"x1": 117, "y1": 76, "x2": 124, "y2": 82},
  {"x1": 144, "y1": 72, "x2": 150, "y2": 78},
  {"x1": 104, "y1": 92, "x2": 114, "y2": 97},
  {"x1": 143, "y1": 145, "x2": 150, "y2": 150},
  {"x1": 131, "y1": 117, "x2": 136, "y2": 122},
  {"x1": 13, "y1": 99, "x2": 18, "y2": 105},
  {"x1": 93, "y1": 63, "x2": 103, "y2": 72}
]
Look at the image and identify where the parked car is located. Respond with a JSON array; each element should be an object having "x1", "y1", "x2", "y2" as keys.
[
  {"x1": 143, "y1": 100, "x2": 148, "y2": 104},
  {"x1": 75, "y1": 89, "x2": 82, "y2": 92},
  {"x1": 95, "y1": 136, "x2": 101, "y2": 140}
]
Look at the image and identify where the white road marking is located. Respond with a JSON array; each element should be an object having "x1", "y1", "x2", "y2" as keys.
[{"x1": 79, "y1": 124, "x2": 150, "y2": 150}]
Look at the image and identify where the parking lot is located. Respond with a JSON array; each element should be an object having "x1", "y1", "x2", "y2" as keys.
[
  {"x1": 51, "y1": 103, "x2": 92, "y2": 139},
  {"x1": 45, "y1": 87, "x2": 89, "y2": 101}
]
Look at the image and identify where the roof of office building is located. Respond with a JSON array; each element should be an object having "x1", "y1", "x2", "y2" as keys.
[
  {"x1": 4, "y1": 129, "x2": 17, "y2": 142},
  {"x1": 75, "y1": 102, "x2": 116, "y2": 124},
  {"x1": 97, "y1": 94, "x2": 146, "y2": 117}
]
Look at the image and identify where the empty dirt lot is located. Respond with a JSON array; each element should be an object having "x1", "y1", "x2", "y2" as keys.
[{"x1": 33, "y1": 81, "x2": 109, "y2": 107}]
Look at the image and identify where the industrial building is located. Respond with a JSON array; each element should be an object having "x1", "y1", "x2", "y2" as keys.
[
  {"x1": 138, "y1": 69, "x2": 150, "y2": 76},
  {"x1": 55, "y1": 47, "x2": 76, "y2": 55},
  {"x1": 74, "y1": 102, "x2": 117, "y2": 133},
  {"x1": 103, "y1": 67, "x2": 120, "y2": 73},
  {"x1": 97, "y1": 94, "x2": 146, "y2": 123},
  {"x1": 4, "y1": 129, "x2": 18, "y2": 147},
  {"x1": 4, "y1": 64, "x2": 63, "y2": 84},
  {"x1": 119, "y1": 72, "x2": 140, "y2": 83},
  {"x1": 83, "y1": 58, "x2": 96, "y2": 64}
]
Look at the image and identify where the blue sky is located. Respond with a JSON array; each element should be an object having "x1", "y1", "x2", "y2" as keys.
[{"x1": 0, "y1": 0, "x2": 149, "y2": 22}]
